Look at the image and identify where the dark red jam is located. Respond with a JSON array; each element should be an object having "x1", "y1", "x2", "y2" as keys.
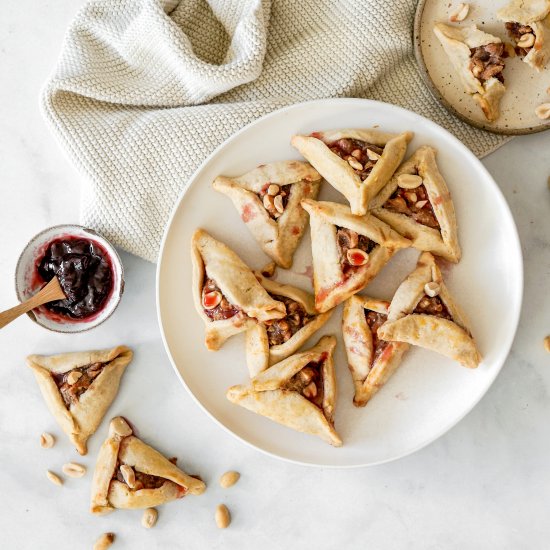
[{"x1": 36, "y1": 238, "x2": 113, "y2": 319}]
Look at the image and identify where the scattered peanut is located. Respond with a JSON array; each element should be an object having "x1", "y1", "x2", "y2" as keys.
[
  {"x1": 110, "y1": 417, "x2": 132, "y2": 438},
  {"x1": 346, "y1": 248, "x2": 369, "y2": 266},
  {"x1": 397, "y1": 174, "x2": 423, "y2": 189},
  {"x1": 544, "y1": 335, "x2": 550, "y2": 353},
  {"x1": 273, "y1": 194, "x2": 284, "y2": 214},
  {"x1": 302, "y1": 382, "x2": 318, "y2": 399},
  {"x1": 215, "y1": 504, "x2": 231, "y2": 529},
  {"x1": 517, "y1": 32, "x2": 535, "y2": 49},
  {"x1": 415, "y1": 200, "x2": 428, "y2": 209},
  {"x1": 120, "y1": 465, "x2": 136, "y2": 488},
  {"x1": 267, "y1": 184, "x2": 280, "y2": 196},
  {"x1": 141, "y1": 507, "x2": 158, "y2": 529},
  {"x1": 535, "y1": 103, "x2": 550, "y2": 120},
  {"x1": 40, "y1": 432, "x2": 55, "y2": 449},
  {"x1": 203, "y1": 290, "x2": 222, "y2": 309},
  {"x1": 219, "y1": 471, "x2": 240, "y2": 489},
  {"x1": 347, "y1": 157, "x2": 363, "y2": 171},
  {"x1": 93, "y1": 533, "x2": 115, "y2": 550},
  {"x1": 62, "y1": 462, "x2": 86, "y2": 478},
  {"x1": 366, "y1": 148, "x2": 381, "y2": 161},
  {"x1": 449, "y1": 3, "x2": 469, "y2": 22},
  {"x1": 404, "y1": 191, "x2": 418, "y2": 204},
  {"x1": 66, "y1": 370, "x2": 83, "y2": 385},
  {"x1": 46, "y1": 470, "x2": 63, "y2": 486},
  {"x1": 424, "y1": 282, "x2": 441, "y2": 298},
  {"x1": 263, "y1": 194, "x2": 274, "y2": 211}
]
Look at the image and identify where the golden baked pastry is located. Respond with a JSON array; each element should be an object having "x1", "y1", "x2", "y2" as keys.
[
  {"x1": 342, "y1": 295, "x2": 409, "y2": 407},
  {"x1": 227, "y1": 336, "x2": 342, "y2": 446},
  {"x1": 27, "y1": 346, "x2": 132, "y2": 455},
  {"x1": 291, "y1": 129, "x2": 412, "y2": 215},
  {"x1": 370, "y1": 146, "x2": 461, "y2": 263},
  {"x1": 498, "y1": 0, "x2": 550, "y2": 71},
  {"x1": 434, "y1": 23, "x2": 506, "y2": 122},
  {"x1": 301, "y1": 199, "x2": 411, "y2": 313},
  {"x1": 378, "y1": 252, "x2": 481, "y2": 368},
  {"x1": 212, "y1": 161, "x2": 321, "y2": 268},
  {"x1": 191, "y1": 229, "x2": 286, "y2": 351},
  {"x1": 245, "y1": 272, "x2": 333, "y2": 377},
  {"x1": 90, "y1": 417, "x2": 206, "y2": 514}
]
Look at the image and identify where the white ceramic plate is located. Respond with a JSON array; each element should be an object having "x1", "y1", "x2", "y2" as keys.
[
  {"x1": 415, "y1": 0, "x2": 550, "y2": 134},
  {"x1": 157, "y1": 99, "x2": 522, "y2": 467}
]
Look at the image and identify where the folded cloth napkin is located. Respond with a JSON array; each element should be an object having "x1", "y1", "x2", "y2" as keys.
[{"x1": 42, "y1": 0, "x2": 507, "y2": 262}]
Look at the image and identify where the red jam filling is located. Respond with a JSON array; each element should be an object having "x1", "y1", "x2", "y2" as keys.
[
  {"x1": 202, "y1": 277, "x2": 240, "y2": 321},
  {"x1": 364, "y1": 310, "x2": 389, "y2": 362},
  {"x1": 336, "y1": 226, "x2": 376, "y2": 275},
  {"x1": 36, "y1": 237, "x2": 114, "y2": 319}
]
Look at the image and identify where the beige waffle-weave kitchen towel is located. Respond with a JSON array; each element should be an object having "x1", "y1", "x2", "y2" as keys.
[{"x1": 41, "y1": 0, "x2": 507, "y2": 262}]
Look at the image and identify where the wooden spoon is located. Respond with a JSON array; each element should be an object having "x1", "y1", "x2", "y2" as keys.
[{"x1": 0, "y1": 277, "x2": 66, "y2": 329}]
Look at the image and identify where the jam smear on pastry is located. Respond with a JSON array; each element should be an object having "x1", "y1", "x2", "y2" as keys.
[
  {"x1": 52, "y1": 362, "x2": 107, "y2": 408},
  {"x1": 469, "y1": 42, "x2": 507, "y2": 84},
  {"x1": 284, "y1": 355, "x2": 327, "y2": 409},
  {"x1": 264, "y1": 294, "x2": 313, "y2": 346},
  {"x1": 505, "y1": 22, "x2": 535, "y2": 56},
  {"x1": 384, "y1": 183, "x2": 440, "y2": 229},
  {"x1": 202, "y1": 277, "x2": 240, "y2": 321},
  {"x1": 328, "y1": 138, "x2": 384, "y2": 181},
  {"x1": 336, "y1": 226, "x2": 376, "y2": 274},
  {"x1": 365, "y1": 310, "x2": 389, "y2": 362},
  {"x1": 257, "y1": 183, "x2": 292, "y2": 220},
  {"x1": 414, "y1": 294, "x2": 452, "y2": 320}
]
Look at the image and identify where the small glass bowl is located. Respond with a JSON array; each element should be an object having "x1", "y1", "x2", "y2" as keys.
[{"x1": 15, "y1": 224, "x2": 124, "y2": 333}]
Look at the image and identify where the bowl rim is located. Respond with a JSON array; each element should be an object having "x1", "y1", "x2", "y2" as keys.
[
  {"x1": 14, "y1": 223, "x2": 125, "y2": 334},
  {"x1": 413, "y1": 0, "x2": 550, "y2": 136}
]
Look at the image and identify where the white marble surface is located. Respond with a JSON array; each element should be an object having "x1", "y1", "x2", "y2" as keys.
[{"x1": 1, "y1": 2, "x2": 550, "y2": 549}]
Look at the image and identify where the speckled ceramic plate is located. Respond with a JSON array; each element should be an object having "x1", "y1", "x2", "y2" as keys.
[
  {"x1": 157, "y1": 98, "x2": 523, "y2": 467},
  {"x1": 415, "y1": 0, "x2": 550, "y2": 134}
]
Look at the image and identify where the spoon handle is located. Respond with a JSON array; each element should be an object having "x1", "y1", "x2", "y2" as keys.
[{"x1": 0, "y1": 278, "x2": 65, "y2": 329}]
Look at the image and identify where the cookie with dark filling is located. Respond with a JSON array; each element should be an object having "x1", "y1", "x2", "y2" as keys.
[
  {"x1": 27, "y1": 346, "x2": 133, "y2": 455},
  {"x1": 90, "y1": 417, "x2": 205, "y2": 514}
]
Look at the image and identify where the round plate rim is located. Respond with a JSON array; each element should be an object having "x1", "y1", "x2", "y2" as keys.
[
  {"x1": 156, "y1": 97, "x2": 523, "y2": 468},
  {"x1": 413, "y1": 0, "x2": 550, "y2": 136}
]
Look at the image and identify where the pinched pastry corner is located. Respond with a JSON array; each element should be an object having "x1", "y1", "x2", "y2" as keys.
[
  {"x1": 342, "y1": 295, "x2": 409, "y2": 407},
  {"x1": 301, "y1": 199, "x2": 411, "y2": 313},
  {"x1": 370, "y1": 145, "x2": 461, "y2": 263},
  {"x1": 27, "y1": 346, "x2": 133, "y2": 455},
  {"x1": 227, "y1": 335, "x2": 342, "y2": 446},
  {"x1": 191, "y1": 229, "x2": 286, "y2": 351},
  {"x1": 245, "y1": 272, "x2": 333, "y2": 377},
  {"x1": 434, "y1": 23, "x2": 507, "y2": 122},
  {"x1": 378, "y1": 252, "x2": 481, "y2": 369},
  {"x1": 498, "y1": 0, "x2": 550, "y2": 71},
  {"x1": 212, "y1": 161, "x2": 321, "y2": 269},
  {"x1": 291, "y1": 129, "x2": 412, "y2": 215},
  {"x1": 90, "y1": 417, "x2": 205, "y2": 514}
]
